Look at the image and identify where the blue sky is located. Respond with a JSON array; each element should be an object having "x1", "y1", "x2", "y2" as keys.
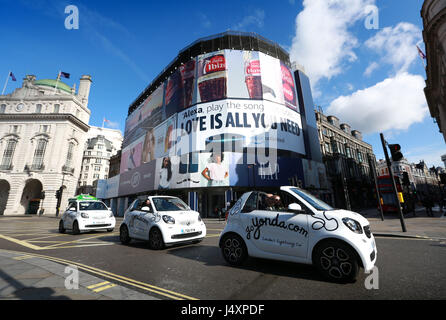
[{"x1": 0, "y1": 0, "x2": 443, "y2": 167}]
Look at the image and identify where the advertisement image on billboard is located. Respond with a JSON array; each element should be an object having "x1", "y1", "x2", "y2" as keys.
[{"x1": 176, "y1": 99, "x2": 305, "y2": 155}]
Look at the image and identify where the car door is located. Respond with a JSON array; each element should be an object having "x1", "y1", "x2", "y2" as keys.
[
  {"x1": 243, "y1": 191, "x2": 309, "y2": 259},
  {"x1": 64, "y1": 202, "x2": 77, "y2": 228},
  {"x1": 127, "y1": 200, "x2": 142, "y2": 238}
]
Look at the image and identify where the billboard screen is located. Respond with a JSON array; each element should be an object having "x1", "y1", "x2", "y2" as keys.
[{"x1": 119, "y1": 49, "x2": 306, "y2": 196}]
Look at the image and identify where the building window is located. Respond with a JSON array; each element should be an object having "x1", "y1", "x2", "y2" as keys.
[
  {"x1": 40, "y1": 125, "x2": 50, "y2": 133},
  {"x1": 97, "y1": 145, "x2": 103, "y2": 150},
  {"x1": 93, "y1": 174, "x2": 99, "y2": 179},
  {"x1": 97, "y1": 151, "x2": 102, "y2": 156},
  {"x1": 87, "y1": 151, "x2": 91, "y2": 155},
  {"x1": 104, "y1": 175, "x2": 108, "y2": 179},
  {"x1": 1, "y1": 140, "x2": 17, "y2": 170},
  {"x1": 32, "y1": 139, "x2": 47, "y2": 170},
  {"x1": 94, "y1": 166, "x2": 101, "y2": 171},
  {"x1": 54, "y1": 104, "x2": 60, "y2": 113},
  {"x1": 36, "y1": 104, "x2": 42, "y2": 113},
  {"x1": 324, "y1": 142, "x2": 331, "y2": 154},
  {"x1": 0, "y1": 104, "x2": 6, "y2": 113},
  {"x1": 10, "y1": 125, "x2": 20, "y2": 134},
  {"x1": 95, "y1": 158, "x2": 101, "y2": 164},
  {"x1": 65, "y1": 142, "x2": 75, "y2": 168},
  {"x1": 85, "y1": 166, "x2": 89, "y2": 171},
  {"x1": 84, "y1": 173, "x2": 88, "y2": 179}
]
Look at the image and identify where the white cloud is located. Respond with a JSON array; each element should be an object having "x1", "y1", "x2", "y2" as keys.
[
  {"x1": 364, "y1": 61, "x2": 379, "y2": 77},
  {"x1": 290, "y1": 0, "x2": 375, "y2": 89},
  {"x1": 232, "y1": 9, "x2": 265, "y2": 30},
  {"x1": 365, "y1": 22, "x2": 422, "y2": 74},
  {"x1": 326, "y1": 72, "x2": 428, "y2": 134}
]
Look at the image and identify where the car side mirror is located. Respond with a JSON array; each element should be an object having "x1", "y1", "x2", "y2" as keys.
[
  {"x1": 288, "y1": 203, "x2": 303, "y2": 213},
  {"x1": 141, "y1": 206, "x2": 152, "y2": 212}
]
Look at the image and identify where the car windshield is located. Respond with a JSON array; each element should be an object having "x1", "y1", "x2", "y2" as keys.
[
  {"x1": 290, "y1": 188, "x2": 334, "y2": 211},
  {"x1": 79, "y1": 201, "x2": 108, "y2": 211},
  {"x1": 152, "y1": 197, "x2": 190, "y2": 212}
]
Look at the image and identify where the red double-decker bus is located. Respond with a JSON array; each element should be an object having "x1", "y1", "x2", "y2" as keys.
[
  {"x1": 377, "y1": 175, "x2": 403, "y2": 213},
  {"x1": 377, "y1": 175, "x2": 414, "y2": 214}
]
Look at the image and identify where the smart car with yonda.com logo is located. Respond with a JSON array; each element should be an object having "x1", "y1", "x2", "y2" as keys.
[
  {"x1": 120, "y1": 196, "x2": 206, "y2": 249},
  {"x1": 219, "y1": 186, "x2": 377, "y2": 282}
]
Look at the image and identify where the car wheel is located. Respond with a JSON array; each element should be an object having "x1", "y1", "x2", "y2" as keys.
[
  {"x1": 221, "y1": 234, "x2": 248, "y2": 266},
  {"x1": 149, "y1": 228, "x2": 165, "y2": 250},
  {"x1": 313, "y1": 240, "x2": 359, "y2": 283},
  {"x1": 119, "y1": 225, "x2": 131, "y2": 245},
  {"x1": 72, "y1": 221, "x2": 80, "y2": 235},
  {"x1": 58, "y1": 220, "x2": 65, "y2": 234}
]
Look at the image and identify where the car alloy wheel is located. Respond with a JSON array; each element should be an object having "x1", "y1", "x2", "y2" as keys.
[
  {"x1": 119, "y1": 225, "x2": 131, "y2": 244},
  {"x1": 149, "y1": 228, "x2": 165, "y2": 250},
  {"x1": 221, "y1": 234, "x2": 247, "y2": 266},
  {"x1": 314, "y1": 240, "x2": 359, "y2": 283}
]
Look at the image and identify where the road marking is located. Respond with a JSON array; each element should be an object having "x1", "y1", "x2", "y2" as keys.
[
  {"x1": 0, "y1": 233, "x2": 42, "y2": 250},
  {"x1": 87, "y1": 281, "x2": 110, "y2": 289},
  {"x1": 205, "y1": 234, "x2": 220, "y2": 238},
  {"x1": 0, "y1": 249, "x2": 198, "y2": 300},
  {"x1": 92, "y1": 283, "x2": 117, "y2": 293},
  {"x1": 13, "y1": 255, "x2": 35, "y2": 260}
]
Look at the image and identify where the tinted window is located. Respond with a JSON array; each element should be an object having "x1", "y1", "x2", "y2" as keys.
[
  {"x1": 242, "y1": 192, "x2": 258, "y2": 212},
  {"x1": 79, "y1": 201, "x2": 108, "y2": 211},
  {"x1": 152, "y1": 198, "x2": 190, "y2": 212}
]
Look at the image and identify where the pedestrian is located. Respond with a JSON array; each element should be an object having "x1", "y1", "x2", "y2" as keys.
[{"x1": 423, "y1": 194, "x2": 434, "y2": 217}]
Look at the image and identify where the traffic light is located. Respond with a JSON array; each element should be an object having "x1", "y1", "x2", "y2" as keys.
[
  {"x1": 388, "y1": 144, "x2": 403, "y2": 162},
  {"x1": 402, "y1": 172, "x2": 410, "y2": 186},
  {"x1": 55, "y1": 187, "x2": 63, "y2": 200}
]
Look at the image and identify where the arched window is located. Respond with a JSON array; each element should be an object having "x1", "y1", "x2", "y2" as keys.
[
  {"x1": 54, "y1": 104, "x2": 60, "y2": 114},
  {"x1": 36, "y1": 104, "x2": 42, "y2": 113},
  {"x1": 1, "y1": 139, "x2": 17, "y2": 170},
  {"x1": 0, "y1": 104, "x2": 6, "y2": 113},
  {"x1": 32, "y1": 139, "x2": 47, "y2": 170}
]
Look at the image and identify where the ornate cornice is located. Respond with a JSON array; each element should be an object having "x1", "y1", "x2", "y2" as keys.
[{"x1": 0, "y1": 113, "x2": 90, "y2": 132}]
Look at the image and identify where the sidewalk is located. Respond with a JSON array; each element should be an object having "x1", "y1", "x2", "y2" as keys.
[
  {"x1": 358, "y1": 206, "x2": 446, "y2": 240},
  {"x1": 0, "y1": 250, "x2": 158, "y2": 300}
]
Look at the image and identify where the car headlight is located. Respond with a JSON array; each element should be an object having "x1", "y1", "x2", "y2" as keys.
[
  {"x1": 109, "y1": 211, "x2": 114, "y2": 218},
  {"x1": 162, "y1": 215, "x2": 175, "y2": 224},
  {"x1": 81, "y1": 212, "x2": 89, "y2": 219},
  {"x1": 198, "y1": 214, "x2": 202, "y2": 222},
  {"x1": 342, "y1": 218, "x2": 363, "y2": 234}
]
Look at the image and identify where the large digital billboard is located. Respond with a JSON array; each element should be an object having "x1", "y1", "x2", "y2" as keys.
[{"x1": 119, "y1": 49, "x2": 306, "y2": 195}]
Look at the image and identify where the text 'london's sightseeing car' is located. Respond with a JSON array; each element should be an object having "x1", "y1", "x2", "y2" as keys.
[
  {"x1": 58, "y1": 195, "x2": 116, "y2": 234},
  {"x1": 120, "y1": 196, "x2": 207, "y2": 249},
  {"x1": 219, "y1": 186, "x2": 377, "y2": 282}
]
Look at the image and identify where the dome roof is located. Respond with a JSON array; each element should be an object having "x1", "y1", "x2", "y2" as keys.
[{"x1": 34, "y1": 79, "x2": 72, "y2": 94}]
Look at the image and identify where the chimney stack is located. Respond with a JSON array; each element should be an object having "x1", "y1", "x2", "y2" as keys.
[{"x1": 78, "y1": 75, "x2": 92, "y2": 106}]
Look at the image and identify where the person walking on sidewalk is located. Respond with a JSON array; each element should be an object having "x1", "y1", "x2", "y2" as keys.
[{"x1": 422, "y1": 193, "x2": 434, "y2": 217}]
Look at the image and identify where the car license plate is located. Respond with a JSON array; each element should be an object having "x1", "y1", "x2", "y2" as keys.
[{"x1": 182, "y1": 228, "x2": 195, "y2": 233}]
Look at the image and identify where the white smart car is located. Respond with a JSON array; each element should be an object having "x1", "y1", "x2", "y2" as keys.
[
  {"x1": 219, "y1": 186, "x2": 377, "y2": 282},
  {"x1": 120, "y1": 196, "x2": 206, "y2": 249},
  {"x1": 59, "y1": 195, "x2": 116, "y2": 234}
]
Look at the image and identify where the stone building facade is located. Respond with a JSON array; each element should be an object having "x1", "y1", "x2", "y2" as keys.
[
  {"x1": 421, "y1": 0, "x2": 446, "y2": 142},
  {"x1": 77, "y1": 126, "x2": 122, "y2": 195},
  {"x1": 315, "y1": 109, "x2": 377, "y2": 211},
  {"x1": 0, "y1": 74, "x2": 91, "y2": 215}
]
